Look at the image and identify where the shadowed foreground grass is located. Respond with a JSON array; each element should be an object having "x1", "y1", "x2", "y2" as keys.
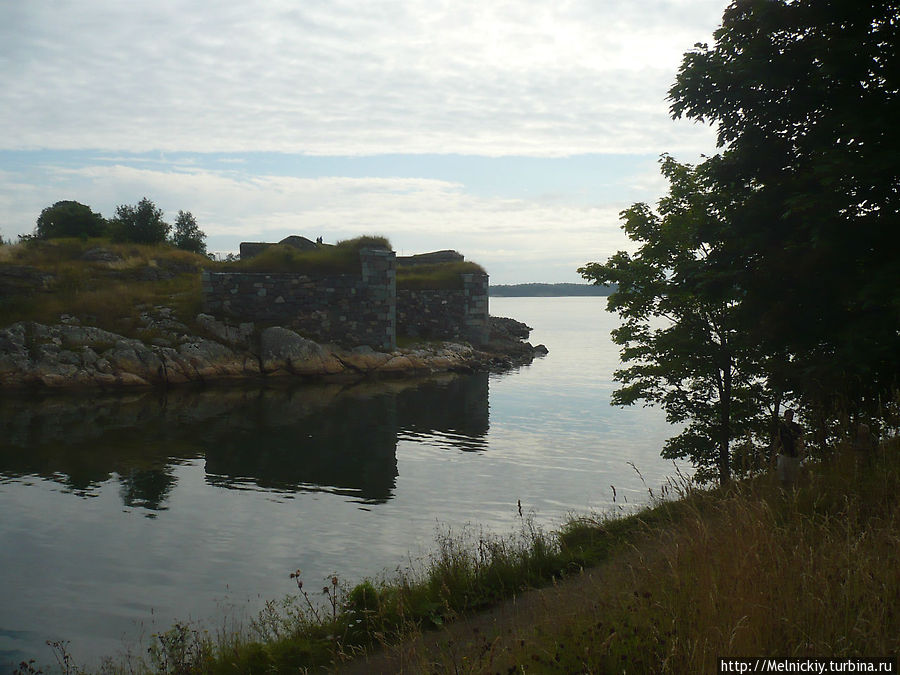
[{"x1": 21, "y1": 440, "x2": 899, "y2": 674}]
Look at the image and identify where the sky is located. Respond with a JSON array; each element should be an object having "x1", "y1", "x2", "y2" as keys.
[{"x1": 0, "y1": 1, "x2": 727, "y2": 284}]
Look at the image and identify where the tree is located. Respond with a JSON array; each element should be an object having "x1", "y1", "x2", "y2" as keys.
[
  {"x1": 171, "y1": 210, "x2": 207, "y2": 255},
  {"x1": 34, "y1": 200, "x2": 106, "y2": 240},
  {"x1": 668, "y1": 0, "x2": 900, "y2": 431},
  {"x1": 109, "y1": 198, "x2": 170, "y2": 244},
  {"x1": 580, "y1": 157, "x2": 767, "y2": 484}
]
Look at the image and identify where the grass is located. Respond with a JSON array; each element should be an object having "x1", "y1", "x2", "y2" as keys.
[
  {"x1": 0, "y1": 238, "x2": 206, "y2": 336},
  {"x1": 1, "y1": 235, "x2": 487, "y2": 334},
  {"x1": 397, "y1": 261, "x2": 487, "y2": 291},
  {"x1": 225, "y1": 236, "x2": 392, "y2": 275},
  {"x1": 396, "y1": 442, "x2": 900, "y2": 673},
  {"x1": 49, "y1": 437, "x2": 896, "y2": 675}
]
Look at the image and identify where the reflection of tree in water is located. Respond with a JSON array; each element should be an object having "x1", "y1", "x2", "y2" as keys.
[
  {"x1": 0, "y1": 372, "x2": 491, "y2": 509},
  {"x1": 118, "y1": 467, "x2": 177, "y2": 512}
]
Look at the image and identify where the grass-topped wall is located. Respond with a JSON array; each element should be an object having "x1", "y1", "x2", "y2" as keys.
[
  {"x1": 231, "y1": 236, "x2": 392, "y2": 277},
  {"x1": 396, "y1": 261, "x2": 486, "y2": 291},
  {"x1": 202, "y1": 247, "x2": 397, "y2": 350}
]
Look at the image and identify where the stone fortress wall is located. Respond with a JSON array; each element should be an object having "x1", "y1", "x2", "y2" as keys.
[{"x1": 203, "y1": 240, "x2": 488, "y2": 351}]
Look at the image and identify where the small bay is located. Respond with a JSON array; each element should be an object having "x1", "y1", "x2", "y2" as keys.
[{"x1": 0, "y1": 297, "x2": 680, "y2": 671}]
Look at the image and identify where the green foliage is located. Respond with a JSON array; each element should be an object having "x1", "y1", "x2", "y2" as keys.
[
  {"x1": 171, "y1": 210, "x2": 207, "y2": 255},
  {"x1": 397, "y1": 261, "x2": 486, "y2": 290},
  {"x1": 0, "y1": 238, "x2": 207, "y2": 334},
  {"x1": 334, "y1": 234, "x2": 391, "y2": 251},
  {"x1": 226, "y1": 235, "x2": 392, "y2": 276},
  {"x1": 109, "y1": 197, "x2": 171, "y2": 244},
  {"x1": 583, "y1": 0, "x2": 900, "y2": 480},
  {"x1": 580, "y1": 156, "x2": 769, "y2": 484},
  {"x1": 490, "y1": 282, "x2": 614, "y2": 297},
  {"x1": 229, "y1": 243, "x2": 359, "y2": 275},
  {"x1": 34, "y1": 200, "x2": 106, "y2": 240},
  {"x1": 668, "y1": 0, "x2": 900, "y2": 432}
]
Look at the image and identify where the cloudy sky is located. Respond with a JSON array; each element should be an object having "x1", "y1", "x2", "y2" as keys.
[{"x1": 1, "y1": 1, "x2": 726, "y2": 283}]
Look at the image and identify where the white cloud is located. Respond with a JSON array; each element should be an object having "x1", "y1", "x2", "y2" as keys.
[
  {"x1": 0, "y1": 162, "x2": 631, "y2": 283},
  {"x1": 0, "y1": 0, "x2": 724, "y2": 156},
  {"x1": 1, "y1": 0, "x2": 727, "y2": 279}
]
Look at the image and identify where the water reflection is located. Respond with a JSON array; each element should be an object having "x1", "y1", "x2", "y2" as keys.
[{"x1": 0, "y1": 373, "x2": 490, "y2": 508}]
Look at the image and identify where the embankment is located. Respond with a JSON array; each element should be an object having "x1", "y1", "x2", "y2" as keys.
[{"x1": 0, "y1": 310, "x2": 547, "y2": 389}]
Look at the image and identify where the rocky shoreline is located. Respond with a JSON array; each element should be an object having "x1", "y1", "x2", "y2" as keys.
[{"x1": 0, "y1": 309, "x2": 547, "y2": 389}]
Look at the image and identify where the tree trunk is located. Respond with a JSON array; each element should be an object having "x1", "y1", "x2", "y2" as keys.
[{"x1": 719, "y1": 361, "x2": 732, "y2": 484}]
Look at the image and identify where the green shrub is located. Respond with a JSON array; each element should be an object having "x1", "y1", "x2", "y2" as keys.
[
  {"x1": 34, "y1": 200, "x2": 107, "y2": 240},
  {"x1": 397, "y1": 261, "x2": 486, "y2": 290},
  {"x1": 335, "y1": 235, "x2": 391, "y2": 251},
  {"x1": 225, "y1": 235, "x2": 392, "y2": 276}
]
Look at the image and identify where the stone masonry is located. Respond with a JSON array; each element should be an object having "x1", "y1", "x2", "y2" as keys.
[
  {"x1": 202, "y1": 249, "x2": 396, "y2": 351},
  {"x1": 397, "y1": 273, "x2": 489, "y2": 345},
  {"x1": 202, "y1": 249, "x2": 488, "y2": 350}
]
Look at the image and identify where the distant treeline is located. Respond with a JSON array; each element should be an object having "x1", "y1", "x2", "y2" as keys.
[{"x1": 490, "y1": 283, "x2": 615, "y2": 297}]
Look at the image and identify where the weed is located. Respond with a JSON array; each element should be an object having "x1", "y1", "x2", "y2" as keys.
[
  {"x1": 397, "y1": 261, "x2": 487, "y2": 290},
  {"x1": 223, "y1": 235, "x2": 391, "y2": 276}
]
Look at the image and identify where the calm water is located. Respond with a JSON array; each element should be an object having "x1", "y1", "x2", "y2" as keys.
[{"x1": 0, "y1": 297, "x2": 680, "y2": 671}]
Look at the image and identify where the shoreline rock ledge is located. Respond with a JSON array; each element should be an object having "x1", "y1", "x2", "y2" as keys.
[{"x1": 0, "y1": 312, "x2": 547, "y2": 390}]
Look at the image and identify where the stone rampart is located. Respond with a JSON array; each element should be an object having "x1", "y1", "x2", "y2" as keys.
[
  {"x1": 396, "y1": 273, "x2": 489, "y2": 345},
  {"x1": 202, "y1": 249, "x2": 396, "y2": 351},
  {"x1": 202, "y1": 250, "x2": 488, "y2": 350}
]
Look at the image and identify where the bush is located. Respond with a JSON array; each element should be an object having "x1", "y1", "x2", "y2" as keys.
[
  {"x1": 171, "y1": 210, "x2": 207, "y2": 255},
  {"x1": 109, "y1": 198, "x2": 170, "y2": 244},
  {"x1": 334, "y1": 235, "x2": 391, "y2": 251},
  {"x1": 34, "y1": 201, "x2": 106, "y2": 240},
  {"x1": 397, "y1": 261, "x2": 486, "y2": 290},
  {"x1": 226, "y1": 235, "x2": 392, "y2": 276}
]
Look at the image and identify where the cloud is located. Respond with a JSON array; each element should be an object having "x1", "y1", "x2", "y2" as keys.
[
  {"x1": 0, "y1": 0, "x2": 724, "y2": 156},
  {"x1": 0, "y1": 161, "x2": 631, "y2": 283}
]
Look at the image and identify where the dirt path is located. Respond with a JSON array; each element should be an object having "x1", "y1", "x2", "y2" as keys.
[{"x1": 332, "y1": 558, "x2": 635, "y2": 674}]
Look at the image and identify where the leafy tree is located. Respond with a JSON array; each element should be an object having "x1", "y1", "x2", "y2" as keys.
[
  {"x1": 580, "y1": 157, "x2": 767, "y2": 484},
  {"x1": 109, "y1": 198, "x2": 170, "y2": 244},
  {"x1": 34, "y1": 200, "x2": 106, "y2": 240},
  {"x1": 668, "y1": 0, "x2": 900, "y2": 430},
  {"x1": 171, "y1": 210, "x2": 207, "y2": 255}
]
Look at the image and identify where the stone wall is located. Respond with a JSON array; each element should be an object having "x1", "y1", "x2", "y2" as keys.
[
  {"x1": 202, "y1": 249, "x2": 396, "y2": 350},
  {"x1": 396, "y1": 272, "x2": 489, "y2": 345},
  {"x1": 202, "y1": 250, "x2": 489, "y2": 350}
]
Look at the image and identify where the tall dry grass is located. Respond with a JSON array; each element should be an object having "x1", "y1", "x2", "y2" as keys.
[
  {"x1": 0, "y1": 238, "x2": 206, "y2": 334},
  {"x1": 416, "y1": 442, "x2": 900, "y2": 673}
]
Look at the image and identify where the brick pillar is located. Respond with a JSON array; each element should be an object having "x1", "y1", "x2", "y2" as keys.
[
  {"x1": 462, "y1": 272, "x2": 489, "y2": 345},
  {"x1": 359, "y1": 248, "x2": 397, "y2": 351}
]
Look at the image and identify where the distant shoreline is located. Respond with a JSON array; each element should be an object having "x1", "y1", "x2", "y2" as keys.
[{"x1": 490, "y1": 282, "x2": 614, "y2": 297}]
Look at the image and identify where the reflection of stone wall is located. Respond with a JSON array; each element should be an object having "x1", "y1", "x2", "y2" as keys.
[
  {"x1": 395, "y1": 372, "x2": 490, "y2": 448},
  {"x1": 204, "y1": 392, "x2": 399, "y2": 503},
  {"x1": 0, "y1": 373, "x2": 492, "y2": 508},
  {"x1": 202, "y1": 249, "x2": 396, "y2": 350},
  {"x1": 397, "y1": 273, "x2": 489, "y2": 345}
]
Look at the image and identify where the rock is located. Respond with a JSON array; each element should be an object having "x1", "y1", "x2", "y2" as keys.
[
  {"x1": 489, "y1": 316, "x2": 532, "y2": 341},
  {"x1": 259, "y1": 326, "x2": 326, "y2": 374},
  {"x1": 195, "y1": 313, "x2": 255, "y2": 349},
  {"x1": 0, "y1": 305, "x2": 547, "y2": 388},
  {"x1": 0, "y1": 265, "x2": 54, "y2": 295},
  {"x1": 175, "y1": 339, "x2": 256, "y2": 379},
  {"x1": 81, "y1": 247, "x2": 122, "y2": 263}
]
